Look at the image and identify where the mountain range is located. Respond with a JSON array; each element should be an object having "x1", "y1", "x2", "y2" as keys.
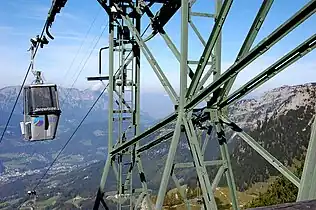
[
  {"x1": 0, "y1": 82, "x2": 316, "y2": 209},
  {"x1": 229, "y1": 83, "x2": 316, "y2": 191},
  {"x1": 0, "y1": 86, "x2": 156, "y2": 187}
]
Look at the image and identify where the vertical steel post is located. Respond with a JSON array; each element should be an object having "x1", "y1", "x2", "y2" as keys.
[
  {"x1": 133, "y1": 3, "x2": 152, "y2": 209},
  {"x1": 107, "y1": 1, "x2": 114, "y2": 161},
  {"x1": 213, "y1": 1, "x2": 239, "y2": 209},
  {"x1": 134, "y1": 2, "x2": 142, "y2": 209},
  {"x1": 179, "y1": 1, "x2": 188, "y2": 113},
  {"x1": 98, "y1": 4, "x2": 114, "y2": 194},
  {"x1": 93, "y1": 4, "x2": 114, "y2": 209},
  {"x1": 135, "y1": 0, "x2": 141, "y2": 148},
  {"x1": 118, "y1": 24, "x2": 124, "y2": 210},
  {"x1": 155, "y1": 0, "x2": 188, "y2": 208}
]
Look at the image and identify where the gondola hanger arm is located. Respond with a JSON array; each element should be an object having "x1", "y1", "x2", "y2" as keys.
[{"x1": 45, "y1": 0, "x2": 68, "y2": 40}]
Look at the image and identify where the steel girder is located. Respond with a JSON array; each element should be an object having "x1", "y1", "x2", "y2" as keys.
[
  {"x1": 105, "y1": 1, "x2": 316, "y2": 209},
  {"x1": 41, "y1": 0, "x2": 316, "y2": 209},
  {"x1": 110, "y1": 0, "x2": 316, "y2": 156}
]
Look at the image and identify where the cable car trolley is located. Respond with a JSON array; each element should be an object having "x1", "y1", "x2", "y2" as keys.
[{"x1": 20, "y1": 35, "x2": 61, "y2": 141}]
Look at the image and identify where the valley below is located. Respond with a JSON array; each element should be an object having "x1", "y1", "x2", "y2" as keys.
[{"x1": 1, "y1": 83, "x2": 316, "y2": 209}]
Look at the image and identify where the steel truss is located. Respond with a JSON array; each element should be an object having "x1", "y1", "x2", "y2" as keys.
[
  {"x1": 93, "y1": 0, "x2": 316, "y2": 209},
  {"x1": 44, "y1": 0, "x2": 316, "y2": 209}
]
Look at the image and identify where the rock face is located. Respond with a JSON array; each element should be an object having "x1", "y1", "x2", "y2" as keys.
[
  {"x1": 228, "y1": 83, "x2": 316, "y2": 190},
  {"x1": 228, "y1": 83, "x2": 316, "y2": 129}
]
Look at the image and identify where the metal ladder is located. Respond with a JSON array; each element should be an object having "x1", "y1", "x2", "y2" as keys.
[{"x1": 113, "y1": 22, "x2": 136, "y2": 210}]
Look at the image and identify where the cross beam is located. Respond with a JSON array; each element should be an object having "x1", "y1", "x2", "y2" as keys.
[{"x1": 110, "y1": 1, "x2": 316, "y2": 157}]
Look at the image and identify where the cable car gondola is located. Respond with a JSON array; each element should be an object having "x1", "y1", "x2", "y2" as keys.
[
  {"x1": 19, "y1": 35, "x2": 61, "y2": 141},
  {"x1": 20, "y1": 83, "x2": 61, "y2": 141}
]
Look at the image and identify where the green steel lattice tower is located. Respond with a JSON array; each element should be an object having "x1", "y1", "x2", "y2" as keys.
[{"x1": 43, "y1": 0, "x2": 316, "y2": 209}]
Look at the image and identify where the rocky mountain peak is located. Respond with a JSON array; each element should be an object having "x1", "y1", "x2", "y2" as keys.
[{"x1": 229, "y1": 82, "x2": 316, "y2": 129}]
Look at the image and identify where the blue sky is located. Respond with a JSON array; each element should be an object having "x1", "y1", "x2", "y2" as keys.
[{"x1": 0, "y1": 0, "x2": 315, "y2": 96}]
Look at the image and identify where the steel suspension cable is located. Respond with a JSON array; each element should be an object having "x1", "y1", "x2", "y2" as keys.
[
  {"x1": 32, "y1": 84, "x2": 108, "y2": 191},
  {"x1": 0, "y1": 20, "x2": 49, "y2": 144},
  {"x1": 70, "y1": 22, "x2": 108, "y2": 88},
  {"x1": 62, "y1": 7, "x2": 102, "y2": 84},
  {"x1": 30, "y1": 17, "x2": 151, "y2": 192},
  {"x1": 32, "y1": 21, "x2": 109, "y2": 191},
  {"x1": 59, "y1": 21, "x2": 109, "y2": 111}
]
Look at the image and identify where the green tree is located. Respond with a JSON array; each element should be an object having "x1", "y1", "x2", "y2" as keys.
[{"x1": 245, "y1": 163, "x2": 303, "y2": 208}]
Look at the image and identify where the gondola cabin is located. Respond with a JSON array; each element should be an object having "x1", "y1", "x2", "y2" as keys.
[{"x1": 20, "y1": 84, "x2": 61, "y2": 141}]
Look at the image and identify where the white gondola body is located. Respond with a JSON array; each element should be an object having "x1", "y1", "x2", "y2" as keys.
[{"x1": 20, "y1": 84, "x2": 61, "y2": 141}]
